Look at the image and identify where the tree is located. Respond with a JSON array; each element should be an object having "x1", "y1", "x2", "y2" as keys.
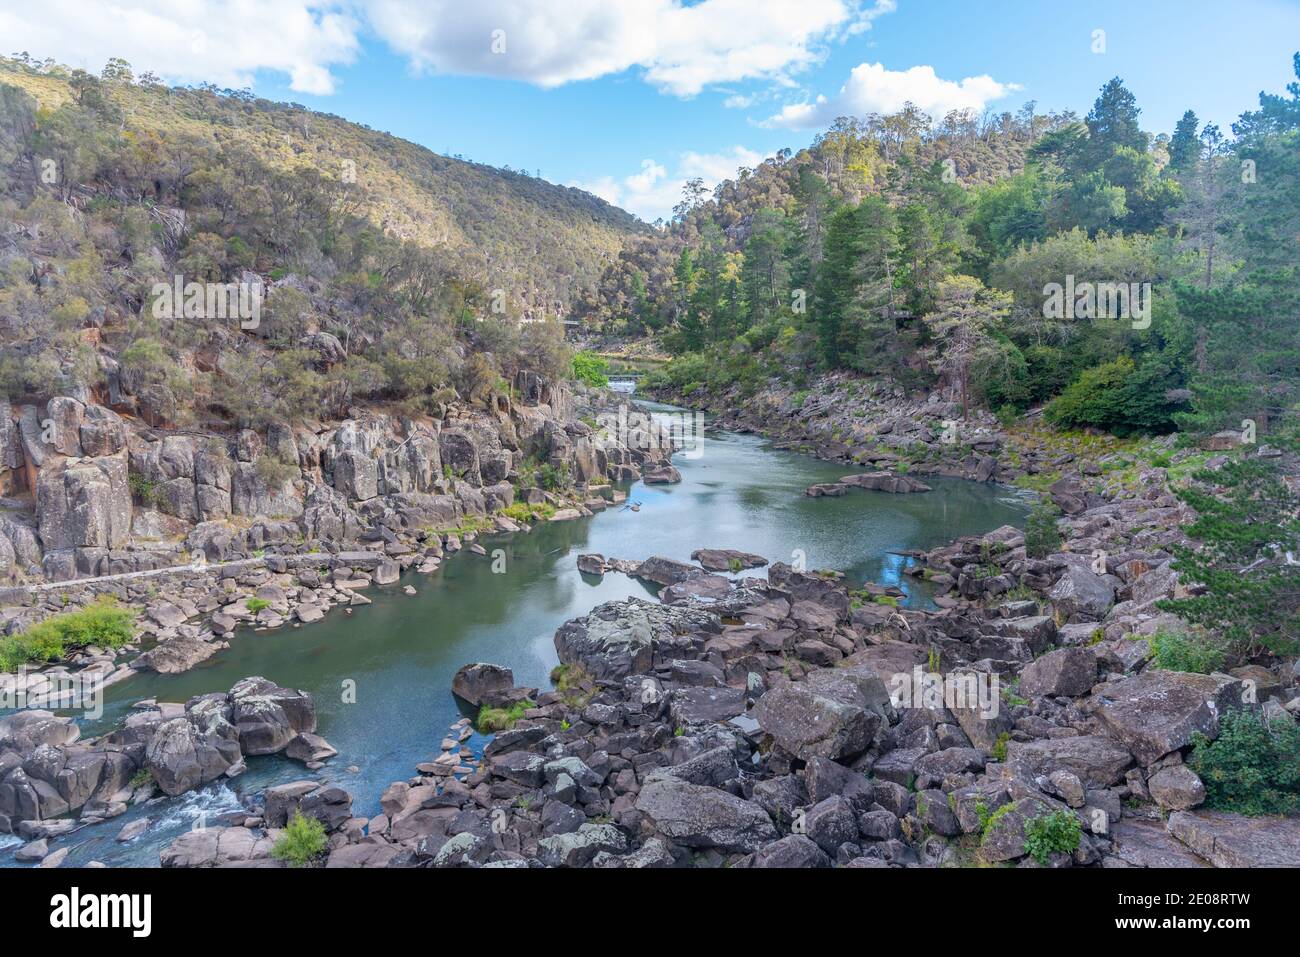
[
  {"x1": 740, "y1": 208, "x2": 790, "y2": 326},
  {"x1": 919, "y1": 276, "x2": 1010, "y2": 418},
  {"x1": 1083, "y1": 77, "x2": 1149, "y2": 167},
  {"x1": 1168, "y1": 110, "x2": 1201, "y2": 171},
  {"x1": 1160, "y1": 450, "x2": 1300, "y2": 660}
]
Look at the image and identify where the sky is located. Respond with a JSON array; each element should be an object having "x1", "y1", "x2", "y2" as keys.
[{"x1": 3, "y1": 0, "x2": 1299, "y2": 221}]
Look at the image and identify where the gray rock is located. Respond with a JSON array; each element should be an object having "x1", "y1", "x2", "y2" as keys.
[
  {"x1": 753, "y1": 670, "x2": 886, "y2": 762},
  {"x1": 635, "y1": 778, "x2": 777, "y2": 853},
  {"x1": 451, "y1": 662, "x2": 515, "y2": 707},
  {"x1": 1148, "y1": 765, "x2": 1206, "y2": 810},
  {"x1": 1006, "y1": 735, "x2": 1133, "y2": 789},
  {"x1": 1048, "y1": 565, "x2": 1115, "y2": 621},
  {"x1": 1019, "y1": 647, "x2": 1098, "y2": 698},
  {"x1": 537, "y1": 823, "x2": 627, "y2": 867},
  {"x1": 751, "y1": 834, "x2": 831, "y2": 868},
  {"x1": 1092, "y1": 671, "x2": 1243, "y2": 765},
  {"x1": 1167, "y1": 810, "x2": 1300, "y2": 867}
]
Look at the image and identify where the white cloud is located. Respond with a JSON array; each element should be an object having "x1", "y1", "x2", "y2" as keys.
[
  {"x1": 0, "y1": 1, "x2": 360, "y2": 95},
  {"x1": 766, "y1": 61, "x2": 1019, "y2": 129},
  {"x1": 0, "y1": 0, "x2": 897, "y2": 98},
  {"x1": 572, "y1": 146, "x2": 765, "y2": 221}
]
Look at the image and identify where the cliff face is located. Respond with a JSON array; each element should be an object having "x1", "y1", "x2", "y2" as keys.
[{"x1": 0, "y1": 374, "x2": 673, "y2": 588}]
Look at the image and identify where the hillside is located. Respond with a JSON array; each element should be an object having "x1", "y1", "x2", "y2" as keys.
[{"x1": 0, "y1": 57, "x2": 647, "y2": 319}]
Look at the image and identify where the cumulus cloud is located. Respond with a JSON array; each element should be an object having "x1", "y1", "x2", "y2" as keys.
[
  {"x1": 0, "y1": 0, "x2": 897, "y2": 98},
  {"x1": 573, "y1": 146, "x2": 766, "y2": 222},
  {"x1": 766, "y1": 61, "x2": 1019, "y2": 129},
  {"x1": 0, "y1": 0, "x2": 360, "y2": 95},
  {"x1": 369, "y1": 0, "x2": 895, "y2": 96}
]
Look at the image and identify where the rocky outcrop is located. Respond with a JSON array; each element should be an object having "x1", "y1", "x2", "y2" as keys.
[{"x1": 553, "y1": 598, "x2": 720, "y2": 681}]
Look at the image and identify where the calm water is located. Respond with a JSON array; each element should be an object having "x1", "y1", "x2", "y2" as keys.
[{"x1": 1, "y1": 403, "x2": 1029, "y2": 866}]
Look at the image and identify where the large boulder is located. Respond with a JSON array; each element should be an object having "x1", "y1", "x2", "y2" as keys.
[
  {"x1": 553, "y1": 598, "x2": 718, "y2": 681},
  {"x1": 451, "y1": 663, "x2": 515, "y2": 707},
  {"x1": 1048, "y1": 566, "x2": 1115, "y2": 621},
  {"x1": 752, "y1": 669, "x2": 887, "y2": 762},
  {"x1": 1167, "y1": 810, "x2": 1300, "y2": 867},
  {"x1": 1006, "y1": 735, "x2": 1133, "y2": 789},
  {"x1": 1091, "y1": 671, "x2": 1243, "y2": 766},
  {"x1": 1019, "y1": 647, "x2": 1098, "y2": 698},
  {"x1": 36, "y1": 455, "x2": 132, "y2": 552},
  {"x1": 635, "y1": 778, "x2": 777, "y2": 853},
  {"x1": 144, "y1": 715, "x2": 241, "y2": 797},
  {"x1": 228, "y1": 677, "x2": 317, "y2": 755}
]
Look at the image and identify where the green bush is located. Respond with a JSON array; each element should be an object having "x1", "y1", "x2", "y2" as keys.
[
  {"x1": 245, "y1": 597, "x2": 271, "y2": 613},
  {"x1": 271, "y1": 811, "x2": 328, "y2": 867},
  {"x1": 1044, "y1": 355, "x2": 1182, "y2": 436},
  {"x1": 0, "y1": 597, "x2": 136, "y2": 671},
  {"x1": 1148, "y1": 630, "x2": 1228, "y2": 673},
  {"x1": 476, "y1": 699, "x2": 534, "y2": 733},
  {"x1": 1022, "y1": 808, "x2": 1082, "y2": 864},
  {"x1": 1024, "y1": 499, "x2": 1062, "y2": 558},
  {"x1": 572, "y1": 351, "x2": 610, "y2": 388},
  {"x1": 1189, "y1": 709, "x2": 1300, "y2": 816}
]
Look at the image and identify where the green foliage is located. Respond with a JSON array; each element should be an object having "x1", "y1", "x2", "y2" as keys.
[
  {"x1": 1022, "y1": 809, "x2": 1082, "y2": 864},
  {"x1": 245, "y1": 597, "x2": 271, "y2": 613},
  {"x1": 0, "y1": 596, "x2": 136, "y2": 671},
  {"x1": 572, "y1": 351, "x2": 610, "y2": 387},
  {"x1": 1160, "y1": 451, "x2": 1300, "y2": 660},
  {"x1": 271, "y1": 811, "x2": 328, "y2": 867},
  {"x1": 1189, "y1": 709, "x2": 1300, "y2": 816},
  {"x1": 1148, "y1": 629, "x2": 1228, "y2": 673},
  {"x1": 1024, "y1": 499, "x2": 1063, "y2": 558},
  {"x1": 476, "y1": 699, "x2": 535, "y2": 733},
  {"x1": 1044, "y1": 355, "x2": 1183, "y2": 436}
]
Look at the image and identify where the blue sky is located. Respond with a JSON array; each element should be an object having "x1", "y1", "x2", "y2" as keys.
[{"x1": 5, "y1": 0, "x2": 1299, "y2": 220}]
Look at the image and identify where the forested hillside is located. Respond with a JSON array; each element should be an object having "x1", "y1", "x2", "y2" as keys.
[
  {"x1": 618, "y1": 60, "x2": 1300, "y2": 443},
  {"x1": 0, "y1": 54, "x2": 651, "y2": 429}
]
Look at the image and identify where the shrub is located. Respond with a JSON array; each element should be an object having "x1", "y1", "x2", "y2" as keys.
[
  {"x1": 0, "y1": 597, "x2": 136, "y2": 671},
  {"x1": 270, "y1": 811, "x2": 327, "y2": 867},
  {"x1": 572, "y1": 351, "x2": 610, "y2": 388},
  {"x1": 1022, "y1": 809, "x2": 1082, "y2": 864},
  {"x1": 245, "y1": 597, "x2": 270, "y2": 613},
  {"x1": 1189, "y1": 709, "x2": 1300, "y2": 816},
  {"x1": 476, "y1": 699, "x2": 534, "y2": 733},
  {"x1": 1148, "y1": 630, "x2": 1228, "y2": 673},
  {"x1": 1044, "y1": 355, "x2": 1182, "y2": 437},
  {"x1": 1024, "y1": 499, "x2": 1062, "y2": 558}
]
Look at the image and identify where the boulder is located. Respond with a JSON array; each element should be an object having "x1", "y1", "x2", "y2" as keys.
[
  {"x1": 553, "y1": 598, "x2": 718, "y2": 681},
  {"x1": 751, "y1": 834, "x2": 831, "y2": 868},
  {"x1": 133, "y1": 636, "x2": 217, "y2": 675},
  {"x1": 144, "y1": 716, "x2": 241, "y2": 797},
  {"x1": 1167, "y1": 810, "x2": 1300, "y2": 867},
  {"x1": 1048, "y1": 566, "x2": 1115, "y2": 621},
  {"x1": 1006, "y1": 735, "x2": 1133, "y2": 789},
  {"x1": 752, "y1": 669, "x2": 886, "y2": 762},
  {"x1": 635, "y1": 778, "x2": 777, "y2": 853},
  {"x1": 451, "y1": 662, "x2": 515, "y2": 707},
  {"x1": 1148, "y1": 765, "x2": 1206, "y2": 811},
  {"x1": 691, "y1": 548, "x2": 768, "y2": 571},
  {"x1": 1091, "y1": 671, "x2": 1242, "y2": 766},
  {"x1": 228, "y1": 677, "x2": 317, "y2": 756},
  {"x1": 1019, "y1": 647, "x2": 1098, "y2": 698}
]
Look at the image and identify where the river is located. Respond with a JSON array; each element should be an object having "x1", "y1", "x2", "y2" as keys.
[{"x1": 0, "y1": 402, "x2": 1029, "y2": 866}]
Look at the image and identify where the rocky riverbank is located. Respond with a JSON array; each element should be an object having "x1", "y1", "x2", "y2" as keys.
[
  {"x1": 139, "y1": 423, "x2": 1297, "y2": 868},
  {"x1": 5, "y1": 376, "x2": 1297, "y2": 868},
  {"x1": 0, "y1": 373, "x2": 683, "y2": 698}
]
